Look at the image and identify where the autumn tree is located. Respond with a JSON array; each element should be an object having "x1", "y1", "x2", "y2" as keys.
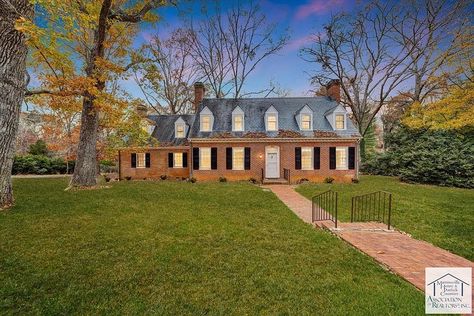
[
  {"x1": 301, "y1": 0, "x2": 470, "y2": 156},
  {"x1": 403, "y1": 80, "x2": 474, "y2": 132},
  {"x1": 188, "y1": 1, "x2": 289, "y2": 98},
  {"x1": 26, "y1": 0, "x2": 171, "y2": 188},
  {"x1": 0, "y1": 0, "x2": 34, "y2": 208},
  {"x1": 135, "y1": 28, "x2": 199, "y2": 114}
]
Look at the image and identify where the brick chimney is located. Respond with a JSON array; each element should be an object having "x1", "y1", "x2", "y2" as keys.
[
  {"x1": 326, "y1": 79, "x2": 341, "y2": 102},
  {"x1": 193, "y1": 82, "x2": 205, "y2": 112}
]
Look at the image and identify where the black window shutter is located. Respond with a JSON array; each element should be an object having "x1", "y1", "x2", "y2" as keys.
[
  {"x1": 329, "y1": 147, "x2": 336, "y2": 170},
  {"x1": 226, "y1": 147, "x2": 232, "y2": 170},
  {"x1": 183, "y1": 152, "x2": 188, "y2": 168},
  {"x1": 193, "y1": 148, "x2": 199, "y2": 170},
  {"x1": 146, "y1": 153, "x2": 151, "y2": 168},
  {"x1": 295, "y1": 147, "x2": 302, "y2": 170},
  {"x1": 131, "y1": 153, "x2": 137, "y2": 168},
  {"x1": 168, "y1": 153, "x2": 173, "y2": 168},
  {"x1": 244, "y1": 147, "x2": 251, "y2": 170},
  {"x1": 314, "y1": 147, "x2": 320, "y2": 170},
  {"x1": 348, "y1": 147, "x2": 355, "y2": 170},
  {"x1": 211, "y1": 147, "x2": 218, "y2": 170}
]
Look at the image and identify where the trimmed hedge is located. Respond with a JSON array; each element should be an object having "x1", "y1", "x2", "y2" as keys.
[
  {"x1": 362, "y1": 128, "x2": 474, "y2": 188},
  {"x1": 13, "y1": 155, "x2": 73, "y2": 175}
]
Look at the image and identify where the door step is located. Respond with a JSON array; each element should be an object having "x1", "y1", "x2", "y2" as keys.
[{"x1": 262, "y1": 178, "x2": 289, "y2": 184}]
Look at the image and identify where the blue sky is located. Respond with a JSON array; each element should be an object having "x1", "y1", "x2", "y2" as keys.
[{"x1": 125, "y1": 0, "x2": 357, "y2": 99}]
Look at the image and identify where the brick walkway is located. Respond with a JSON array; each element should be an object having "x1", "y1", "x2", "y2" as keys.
[{"x1": 264, "y1": 185, "x2": 474, "y2": 292}]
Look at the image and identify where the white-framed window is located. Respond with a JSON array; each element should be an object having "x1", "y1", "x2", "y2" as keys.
[
  {"x1": 301, "y1": 114, "x2": 312, "y2": 130},
  {"x1": 175, "y1": 123, "x2": 185, "y2": 138},
  {"x1": 336, "y1": 147, "x2": 348, "y2": 170},
  {"x1": 136, "y1": 153, "x2": 146, "y2": 168},
  {"x1": 267, "y1": 114, "x2": 278, "y2": 131},
  {"x1": 233, "y1": 114, "x2": 244, "y2": 131},
  {"x1": 301, "y1": 147, "x2": 313, "y2": 170},
  {"x1": 232, "y1": 147, "x2": 244, "y2": 170},
  {"x1": 174, "y1": 153, "x2": 183, "y2": 168},
  {"x1": 335, "y1": 114, "x2": 345, "y2": 130},
  {"x1": 200, "y1": 148, "x2": 211, "y2": 170},
  {"x1": 201, "y1": 115, "x2": 212, "y2": 132}
]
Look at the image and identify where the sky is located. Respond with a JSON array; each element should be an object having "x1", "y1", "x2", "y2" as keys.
[{"x1": 124, "y1": 0, "x2": 357, "y2": 99}]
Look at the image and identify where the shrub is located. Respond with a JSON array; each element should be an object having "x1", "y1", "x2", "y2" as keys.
[
  {"x1": 362, "y1": 128, "x2": 474, "y2": 188},
  {"x1": 298, "y1": 178, "x2": 309, "y2": 184},
  {"x1": 219, "y1": 176, "x2": 227, "y2": 182},
  {"x1": 12, "y1": 155, "x2": 67, "y2": 175},
  {"x1": 125, "y1": 176, "x2": 132, "y2": 181},
  {"x1": 104, "y1": 176, "x2": 111, "y2": 183},
  {"x1": 160, "y1": 175, "x2": 167, "y2": 180},
  {"x1": 28, "y1": 140, "x2": 49, "y2": 156},
  {"x1": 324, "y1": 177, "x2": 334, "y2": 184}
]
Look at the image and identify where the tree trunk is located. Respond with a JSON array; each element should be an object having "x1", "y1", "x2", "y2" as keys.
[
  {"x1": 0, "y1": 0, "x2": 34, "y2": 209},
  {"x1": 69, "y1": 0, "x2": 112, "y2": 188},
  {"x1": 70, "y1": 98, "x2": 100, "y2": 186}
]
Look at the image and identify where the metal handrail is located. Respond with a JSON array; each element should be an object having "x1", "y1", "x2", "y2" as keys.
[
  {"x1": 312, "y1": 190, "x2": 338, "y2": 228},
  {"x1": 351, "y1": 191, "x2": 392, "y2": 229}
]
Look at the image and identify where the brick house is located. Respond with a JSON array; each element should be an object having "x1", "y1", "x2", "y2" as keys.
[{"x1": 119, "y1": 81, "x2": 361, "y2": 184}]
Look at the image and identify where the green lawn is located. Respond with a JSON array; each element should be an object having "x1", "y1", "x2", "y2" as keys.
[
  {"x1": 0, "y1": 178, "x2": 423, "y2": 315},
  {"x1": 296, "y1": 175, "x2": 474, "y2": 261}
]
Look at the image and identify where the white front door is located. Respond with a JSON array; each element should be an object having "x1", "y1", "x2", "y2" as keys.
[{"x1": 265, "y1": 147, "x2": 280, "y2": 178}]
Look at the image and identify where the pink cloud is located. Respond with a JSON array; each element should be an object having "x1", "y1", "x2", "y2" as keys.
[
  {"x1": 284, "y1": 35, "x2": 315, "y2": 52},
  {"x1": 295, "y1": 0, "x2": 345, "y2": 20}
]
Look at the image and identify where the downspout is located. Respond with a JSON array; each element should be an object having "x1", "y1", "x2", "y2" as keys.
[
  {"x1": 189, "y1": 141, "x2": 193, "y2": 178},
  {"x1": 356, "y1": 139, "x2": 360, "y2": 180}
]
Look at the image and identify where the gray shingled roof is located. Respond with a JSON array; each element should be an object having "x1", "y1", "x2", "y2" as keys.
[
  {"x1": 188, "y1": 97, "x2": 360, "y2": 138},
  {"x1": 148, "y1": 114, "x2": 195, "y2": 146}
]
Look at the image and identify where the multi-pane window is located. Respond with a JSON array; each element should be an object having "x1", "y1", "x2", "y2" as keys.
[
  {"x1": 335, "y1": 114, "x2": 345, "y2": 130},
  {"x1": 201, "y1": 115, "x2": 212, "y2": 132},
  {"x1": 200, "y1": 148, "x2": 211, "y2": 170},
  {"x1": 301, "y1": 114, "x2": 311, "y2": 130},
  {"x1": 301, "y1": 147, "x2": 313, "y2": 170},
  {"x1": 233, "y1": 114, "x2": 244, "y2": 131},
  {"x1": 336, "y1": 147, "x2": 348, "y2": 170},
  {"x1": 174, "y1": 153, "x2": 183, "y2": 168},
  {"x1": 233, "y1": 147, "x2": 244, "y2": 170},
  {"x1": 175, "y1": 123, "x2": 185, "y2": 138},
  {"x1": 267, "y1": 114, "x2": 277, "y2": 131},
  {"x1": 136, "y1": 153, "x2": 146, "y2": 168}
]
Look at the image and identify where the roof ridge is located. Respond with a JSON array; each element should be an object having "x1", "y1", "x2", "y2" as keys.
[{"x1": 203, "y1": 96, "x2": 331, "y2": 101}]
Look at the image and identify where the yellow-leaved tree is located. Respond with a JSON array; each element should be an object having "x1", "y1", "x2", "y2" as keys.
[
  {"x1": 403, "y1": 81, "x2": 474, "y2": 132},
  {"x1": 24, "y1": 0, "x2": 171, "y2": 188}
]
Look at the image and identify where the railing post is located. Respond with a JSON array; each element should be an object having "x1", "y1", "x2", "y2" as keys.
[
  {"x1": 387, "y1": 193, "x2": 392, "y2": 230},
  {"x1": 351, "y1": 197, "x2": 354, "y2": 222},
  {"x1": 335, "y1": 192, "x2": 338, "y2": 228}
]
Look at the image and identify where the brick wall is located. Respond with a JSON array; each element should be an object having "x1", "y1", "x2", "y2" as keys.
[
  {"x1": 191, "y1": 140, "x2": 358, "y2": 183},
  {"x1": 119, "y1": 148, "x2": 190, "y2": 180},
  {"x1": 119, "y1": 140, "x2": 358, "y2": 183}
]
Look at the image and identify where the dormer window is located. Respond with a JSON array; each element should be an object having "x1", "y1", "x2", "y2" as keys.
[
  {"x1": 200, "y1": 106, "x2": 214, "y2": 132},
  {"x1": 267, "y1": 114, "x2": 277, "y2": 131},
  {"x1": 232, "y1": 106, "x2": 244, "y2": 132},
  {"x1": 335, "y1": 114, "x2": 345, "y2": 130},
  {"x1": 174, "y1": 117, "x2": 186, "y2": 138},
  {"x1": 201, "y1": 115, "x2": 211, "y2": 131},
  {"x1": 265, "y1": 106, "x2": 278, "y2": 131},
  {"x1": 301, "y1": 114, "x2": 312, "y2": 130},
  {"x1": 175, "y1": 123, "x2": 185, "y2": 138}
]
